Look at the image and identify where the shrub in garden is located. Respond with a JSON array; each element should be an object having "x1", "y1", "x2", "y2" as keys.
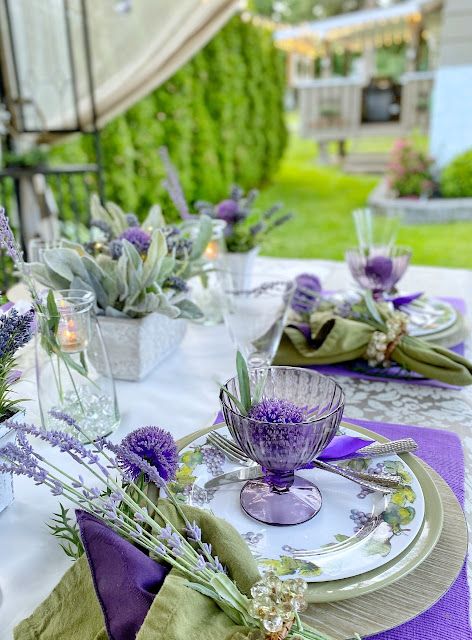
[
  {"x1": 387, "y1": 139, "x2": 434, "y2": 198},
  {"x1": 440, "y1": 149, "x2": 472, "y2": 198}
]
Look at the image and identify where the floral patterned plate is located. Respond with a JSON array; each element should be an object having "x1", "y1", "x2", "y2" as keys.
[
  {"x1": 402, "y1": 296, "x2": 457, "y2": 337},
  {"x1": 171, "y1": 425, "x2": 425, "y2": 583}
]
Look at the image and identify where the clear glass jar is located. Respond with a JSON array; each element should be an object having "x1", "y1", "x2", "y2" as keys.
[
  {"x1": 35, "y1": 290, "x2": 119, "y2": 442},
  {"x1": 187, "y1": 220, "x2": 227, "y2": 326}
]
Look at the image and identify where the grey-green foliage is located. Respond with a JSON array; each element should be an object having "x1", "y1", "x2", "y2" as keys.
[{"x1": 29, "y1": 199, "x2": 214, "y2": 320}]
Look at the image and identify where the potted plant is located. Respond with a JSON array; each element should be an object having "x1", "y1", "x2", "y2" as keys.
[
  {"x1": 0, "y1": 299, "x2": 35, "y2": 512},
  {"x1": 160, "y1": 147, "x2": 293, "y2": 289},
  {"x1": 29, "y1": 196, "x2": 213, "y2": 381}
]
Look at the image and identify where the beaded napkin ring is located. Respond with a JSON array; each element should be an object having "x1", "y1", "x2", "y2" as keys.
[
  {"x1": 365, "y1": 310, "x2": 409, "y2": 367},
  {"x1": 247, "y1": 572, "x2": 308, "y2": 639}
]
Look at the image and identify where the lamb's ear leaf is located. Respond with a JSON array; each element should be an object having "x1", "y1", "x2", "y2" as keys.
[{"x1": 236, "y1": 351, "x2": 251, "y2": 413}]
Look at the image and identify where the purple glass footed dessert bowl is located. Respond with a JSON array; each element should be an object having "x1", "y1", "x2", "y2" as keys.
[{"x1": 219, "y1": 366, "x2": 345, "y2": 526}]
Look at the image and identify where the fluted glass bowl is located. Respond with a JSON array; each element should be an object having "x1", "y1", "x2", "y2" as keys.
[
  {"x1": 220, "y1": 367, "x2": 345, "y2": 526},
  {"x1": 346, "y1": 245, "x2": 411, "y2": 297}
]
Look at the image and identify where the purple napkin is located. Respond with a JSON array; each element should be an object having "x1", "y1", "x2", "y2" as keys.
[
  {"x1": 346, "y1": 418, "x2": 470, "y2": 640},
  {"x1": 317, "y1": 435, "x2": 373, "y2": 460},
  {"x1": 76, "y1": 509, "x2": 170, "y2": 640},
  {"x1": 387, "y1": 291, "x2": 423, "y2": 307}
]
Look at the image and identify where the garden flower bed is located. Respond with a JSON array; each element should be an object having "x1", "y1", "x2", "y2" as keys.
[{"x1": 368, "y1": 179, "x2": 472, "y2": 224}]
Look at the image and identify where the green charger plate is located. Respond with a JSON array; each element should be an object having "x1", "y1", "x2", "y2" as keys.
[{"x1": 178, "y1": 420, "x2": 445, "y2": 604}]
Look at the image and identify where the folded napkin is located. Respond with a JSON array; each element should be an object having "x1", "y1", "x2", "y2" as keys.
[
  {"x1": 275, "y1": 312, "x2": 472, "y2": 386},
  {"x1": 14, "y1": 501, "x2": 261, "y2": 640}
]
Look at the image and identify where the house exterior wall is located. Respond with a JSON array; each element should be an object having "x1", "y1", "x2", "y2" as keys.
[{"x1": 430, "y1": 0, "x2": 472, "y2": 166}]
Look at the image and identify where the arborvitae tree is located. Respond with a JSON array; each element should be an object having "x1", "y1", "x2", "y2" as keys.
[
  {"x1": 237, "y1": 19, "x2": 267, "y2": 187},
  {"x1": 100, "y1": 115, "x2": 137, "y2": 212},
  {"x1": 202, "y1": 21, "x2": 236, "y2": 189},
  {"x1": 155, "y1": 65, "x2": 195, "y2": 206},
  {"x1": 125, "y1": 96, "x2": 166, "y2": 212},
  {"x1": 188, "y1": 52, "x2": 225, "y2": 201}
]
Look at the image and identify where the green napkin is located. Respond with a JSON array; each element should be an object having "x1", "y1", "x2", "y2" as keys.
[
  {"x1": 274, "y1": 312, "x2": 472, "y2": 386},
  {"x1": 14, "y1": 501, "x2": 261, "y2": 640}
]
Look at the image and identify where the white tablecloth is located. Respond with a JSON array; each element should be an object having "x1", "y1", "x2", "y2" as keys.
[{"x1": 1, "y1": 257, "x2": 472, "y2": 638}]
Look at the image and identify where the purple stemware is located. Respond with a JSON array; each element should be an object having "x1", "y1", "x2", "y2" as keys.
[
  {"x1": 219, "y1": 367, "x2": 345, "y2": 526},
  {"x1": 345, "y1": 245, "x2": 411, "y2": 298}
]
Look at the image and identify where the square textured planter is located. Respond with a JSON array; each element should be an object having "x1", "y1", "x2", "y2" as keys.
[{"x1": 96, "y1": 314, "x2": 187, "y2": 381}]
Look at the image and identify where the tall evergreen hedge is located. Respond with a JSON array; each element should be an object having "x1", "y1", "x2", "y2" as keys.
[{"x1": 50, "y1": 16, "x2": 287, "y2": 218}]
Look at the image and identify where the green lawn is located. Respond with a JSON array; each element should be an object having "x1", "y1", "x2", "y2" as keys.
[{"x1": 259, "y1": 129, "x2": 472, "y2": 269}]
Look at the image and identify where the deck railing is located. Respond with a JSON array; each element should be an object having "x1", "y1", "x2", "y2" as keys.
[
  {"x1": 296, "y1": 70, "x2": 435, "y2": 142},
  {"x1": 0, "y1": 164, "x2": 100, "y2": 290}
]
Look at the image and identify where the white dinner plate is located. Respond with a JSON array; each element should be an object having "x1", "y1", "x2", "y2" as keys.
[{"x1": 171, "y1": 425, "x2": 425, "y2": 583}]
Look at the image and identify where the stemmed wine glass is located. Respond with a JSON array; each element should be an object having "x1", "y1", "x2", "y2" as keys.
[
  {"x1": 221, "y1": 274, "x2": 295, "y2": 367},
  {"x1": 347, "y1": 208, "x2": 410, "y2": 298}
]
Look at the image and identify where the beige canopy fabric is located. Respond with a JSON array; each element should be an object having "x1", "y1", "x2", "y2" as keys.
[{"x1": 0, "y1": 0, "x2": 239, "y2": 135}]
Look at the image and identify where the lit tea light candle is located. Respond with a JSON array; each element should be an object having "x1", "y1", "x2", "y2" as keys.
[
  {"x1": 57, "y1": 301, "x2": 87, "y2": 353},
  {"x1": 204, "y1": 239, "x2": 220, "y2": 261}
]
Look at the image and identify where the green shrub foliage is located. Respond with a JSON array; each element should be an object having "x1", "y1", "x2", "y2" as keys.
[
  {"x1": 440, "y1": 149, "x2": 472, "y2": 198},
  {"x1": 50, "y1": 17, "x2": 287, "y2": 218}
]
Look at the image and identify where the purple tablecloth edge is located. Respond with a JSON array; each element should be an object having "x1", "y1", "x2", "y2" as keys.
[
  {"x1": 345, "y1": 417, "x2": 470, "y2": 640},
  {"x1": 309, "y1": 296, "x2": 467, "y2": 389}
]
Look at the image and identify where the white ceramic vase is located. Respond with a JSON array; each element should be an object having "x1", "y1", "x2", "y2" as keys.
[
  {"x1": 96, "y1": 313, "x2": 187, "y2": 382},
  {"x1": 224, "y1": 246, "x2": 260, "y2": 289}
]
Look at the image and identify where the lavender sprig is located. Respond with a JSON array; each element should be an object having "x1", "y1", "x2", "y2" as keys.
[
  {"x1": 0, "y1": 417, "x2": 332, "y2": 638},
  {"x1": 159, "y1": 147, "x2": 193, "y2": 220},
  {"x1": 0, "y1": 206, "x2": 22, "y2": 262}
]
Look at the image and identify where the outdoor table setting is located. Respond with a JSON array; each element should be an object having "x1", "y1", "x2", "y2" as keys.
[{"x1": 1, "y1": 194, "x2": 472, "y2": 640}]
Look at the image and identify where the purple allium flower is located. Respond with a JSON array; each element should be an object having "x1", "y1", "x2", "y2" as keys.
[
  {"x1": 0, "y1": 207, "x2": 22, "y2": 262},
  {"x1": 215, "y1": 199, "x2": 244, "y2": 225},
  {"x1": 119, "y1": 228, "x2": 151, "y2": 254},
  {"x1": 117, "y1": 426, "x2": 178, "y2": 483},
  {"x1": 249, "y1": 398, "x2": 305, "y2": 424},
  {"x1": 291, "y1": 273, "x2": 322, "y2": 315},
  {"x1": 365, "y1": 256, "x2": 393, "y2": 284},
  {"x1": 109, "y1": 239, "x2": 123, "y2": 260},
  {"x1": 125, "y1": 213, "x2": 139, "y2": 227},
  {"x1": 164, "y1": 275, "x2": 188, "y2": 293}
]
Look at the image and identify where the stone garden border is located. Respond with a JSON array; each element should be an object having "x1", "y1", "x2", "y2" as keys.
[{"x1": 368, "y1": 179, "x2": 472, "y2": 224}]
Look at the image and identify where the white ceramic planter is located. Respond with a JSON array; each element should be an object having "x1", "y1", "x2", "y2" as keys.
[
  {"x1": 96, "y1": 313, "x2": 187, "y2": 382},
  {"x1": 224, "y1": 247, "x2": 260, "y2": 289},
  {"x1": 0, "y1": 425, "x2": 15, "y2": 513}
]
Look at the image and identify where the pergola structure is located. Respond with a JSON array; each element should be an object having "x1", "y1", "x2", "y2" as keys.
[{"x1": 273, "y1": 0, "x2": 443, "y2": 169}]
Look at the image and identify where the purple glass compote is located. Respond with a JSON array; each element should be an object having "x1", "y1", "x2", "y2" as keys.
[
  {"x1": 219, "y1": 367, "x2": 345, "y2": 526},
  {"x1": 345, "y1": 245, "x2": 411, "y2": 298}
]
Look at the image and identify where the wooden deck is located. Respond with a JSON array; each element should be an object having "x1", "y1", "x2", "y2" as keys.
[{"x1": 342, "y1": 152, "x2": 389, "y2": 174}]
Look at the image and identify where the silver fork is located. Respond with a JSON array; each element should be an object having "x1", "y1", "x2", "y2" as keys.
[{"x1": 207, "y1": 432, "x2": 404, "y2": 494}]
